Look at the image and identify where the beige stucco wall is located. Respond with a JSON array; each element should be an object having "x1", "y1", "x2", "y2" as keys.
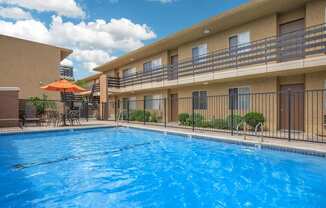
[
  {"x1": 99, "y1": 1, "x2": 326, "y2": 134},
  {"x1": 115, "y1": 51, "x2": 169, "y2": 77},
  {"x1": 306, "y1": 0, "x2": 326, "y2": 27},
  {"x1": 278, "y1": 7, "x2": 305, "y2": 26},
  {"x1": 178, "y1": 14, "x2": 278, "y2": 61},
  {"x1": 0, "y1": 36, "x2": 64, "y2": 100},
  {"x1": 305, "y1": 69, "x2": 326, "y2": 136}
]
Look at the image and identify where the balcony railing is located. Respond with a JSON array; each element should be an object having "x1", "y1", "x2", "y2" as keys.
[
  {"x1": 59, "y1": 65, "x2": 74, "y2": 80},
  {"x1": 107, "y1": 77, "x2": 120, "y2": 88},
  {"x1": 108, "y1": 23, "x2": 326, "y2": 89},
  {"x1": 92, "y1": 83, "x2": 100, "y2": 93}
]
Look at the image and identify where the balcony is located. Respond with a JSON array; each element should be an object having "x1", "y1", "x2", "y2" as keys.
[
  {"x1": 108, "y1": 23, "x2": 326, "y2": 92},
  {"x1": 59, "y1": 65, "x2": 74, "y2": 80}
]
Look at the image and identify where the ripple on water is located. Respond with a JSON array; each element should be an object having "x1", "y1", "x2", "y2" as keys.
[{"x1": 0, "y1": 128, "x2": 326, "y2": 208}]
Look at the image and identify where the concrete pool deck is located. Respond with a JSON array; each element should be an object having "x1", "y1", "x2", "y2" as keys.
[
  {"x1": 116, "y1": 122, "x2": 326, "y2": 157},
  {"x1": 0, "y1": 119, "x2": 114, "y2": 134},
  {"x1": 1, "y1": 119, "x2": 326, "y2": 157}
]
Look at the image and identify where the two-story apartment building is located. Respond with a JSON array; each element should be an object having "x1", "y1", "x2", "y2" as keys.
[
  {"x1": 0, "y1": 34, "x2": 73, "y2": 100},
  {"x1": 93, "y1": 0, "x2": 326, "y2": 138}
]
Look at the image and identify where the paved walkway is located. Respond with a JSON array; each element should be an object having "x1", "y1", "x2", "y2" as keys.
[
  {"x1": 0, "y1": 119, "x2": 112, "y2": 133},
  {"x1": 115, "y1": 122, "x2": 326, "y2": 156}
]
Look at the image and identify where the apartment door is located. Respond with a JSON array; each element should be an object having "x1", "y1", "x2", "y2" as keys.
[
  {"x1": 279, "y1": 84, "x2": 304, "y2": 131},
  {"x1": 278, "y1": 19, "x2": 305, "y2": 61},
  {"x1": 168, "y1": 55, "x2": 179, "y2": 80},
  {"x1": 170, "y1": 94, "x2": 178, "y2": 122}
]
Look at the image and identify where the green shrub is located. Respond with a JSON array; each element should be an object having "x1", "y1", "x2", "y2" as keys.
[
  {"x1": 226, "y1": 114, "x2": 243, "y2": 129},
  {"x1": 200, "y1": 120, "x2": 211, "y2": 128},
  {"x1": 178, "y1": 113, "x2": 190, "y2": 125},
  {"x1": 192, "y1": 113, "x2": 204, "y2": 127},
  {"x1": 28, "y1": 94, "x2": 56, "y2": 115},
  {"x1": 129, "y1": 110, "x2": 150, "y2": 122},
  {"x1": 149, "y1": 112, "x2": 161, "y2": 123},
  {"x1": 244, "y1": 112, "x2": 265, "y2": 129},
  {"x1": 178, "y1": 113, "x2": 206, "y2": 127},
  {"x1": 210, "y1": 118, "x2": 229, "y2": 129}
]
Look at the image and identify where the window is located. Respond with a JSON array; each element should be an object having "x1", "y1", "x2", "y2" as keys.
[
  {"x1": 192, "y1": 44, "x2": 207, "y2": 64},
  {"x1": 192, "y1": 91, "x2": 208, "y2": 110},
  {"x1": 143, "y1": 58, "x2": 162, "y2": 73},
  {"x1": 129, "y1": 97, "x2": 136, "y2": 110},
  {"x1": 151, "y1": 58, "x2": 162, "y2": 70},
  {"x1": 123, "y1": 68, "x2": 136, "y2": 78},
  {"x1": 229, "y1": 87, "x2": 250, "y2": 110},
  {"x1": 122, "y1": 98, "x2": 129, "y2": 110},
  {"x1": 229, "y1": 35, "x2": 238, "y2": 55},
  {"x1": 143, "y1": 62, "x2": 152, "y2": 73},
  {"x1": 144, "y1": 95, "x2": 153, "y2": 109},
  {"x1": 238, "y1": 32, "x2": 250, "y2": 53},
  {"x1": 122, "y1": 97, "x2": 137, "y2": 110},
  {"x1": 229, "y1": 32, "x2": 250, "y2": 54},
  {"x1": 144, "y1": 95, "x2": 161, "y2": 110},
  {"x1": 153, "y1": 95, "x2": 161, "y2": 110}
]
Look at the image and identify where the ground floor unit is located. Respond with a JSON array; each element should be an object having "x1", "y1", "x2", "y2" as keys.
[{"x1": 99, "y1": 69, "x2": 326, "y2": 142}]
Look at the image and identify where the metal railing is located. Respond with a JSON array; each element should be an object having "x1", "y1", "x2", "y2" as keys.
[
  {"x1": 59, "y1": 65, "x2": 74, "y2": 80},
  {"x1": 107, "y1": 23, "x2": 326, "y2": 88},
  {"x1": 107, "y1": 77, "x2": 120, "y2": 88},
  {"x1": 100, "y1": 89, "x2": 326, "y2": 143},
  {"x1": 0, "y1": 98, "x2": 101, "y2": 131}
]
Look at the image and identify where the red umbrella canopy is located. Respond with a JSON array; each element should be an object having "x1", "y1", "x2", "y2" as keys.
[{"x1": 41, "y1": 79, "x2": 86, "y2": 93}]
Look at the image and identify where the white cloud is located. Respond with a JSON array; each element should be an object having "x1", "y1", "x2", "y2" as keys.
[
  {"x1": 0, "y1": 6, "x2": 32, "y2": 20},
  {"x1": 0, "y1": 0, "x2": 85, "y2": 18},
  {"x1": 61, "y1": 58, "x2": 73, "y2": 67},
  {"x1": 49, "y1": 16, "x2": 156, "y2": 52},
  {"x1": 0, "y1": 15, "x2": 156, "y2": 76},
  {"x1": 0, "y1": 18, "x2": 51, "y2": 42},
  {"x1": 72, "y1": 49, "x2": 116, "y2": 71}
]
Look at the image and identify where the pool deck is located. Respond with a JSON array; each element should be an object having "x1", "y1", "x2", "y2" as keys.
[
  {"x1": 1, "y1": 119, "x2": 326, "y2": 157},
  {"x1": 0, "y1": 119, "x2": 113, "y2": 134},
  {"x1": 117, "y1": 122, "x2": 326, "y2": 157}
]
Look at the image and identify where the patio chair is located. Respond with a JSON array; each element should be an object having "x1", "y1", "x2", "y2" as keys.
[
  {"x1": 67, "y1": 110, "x2": 81, "y2": 126},
  {"x1": 21, "y1": 103, "x2": 41, "y2": 126},
  {"x1": 43, "y1": 111, "x2": 57, "y2": 127}
]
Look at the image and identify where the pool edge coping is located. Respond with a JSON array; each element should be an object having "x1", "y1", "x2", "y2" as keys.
[
  {"x1": 0, "y1": 125, "x2": 115, "y2": 136},
  {"x1": 120, "y1": 124, "x2": 326, "y2": 158},
  {"x1": 1, "y1": 123, "x2": 325, "y2": 158}
]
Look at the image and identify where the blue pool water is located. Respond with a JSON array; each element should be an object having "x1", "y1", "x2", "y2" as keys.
[{"x1": 0, "y1": 128, "x2": 326, "y2": 208}]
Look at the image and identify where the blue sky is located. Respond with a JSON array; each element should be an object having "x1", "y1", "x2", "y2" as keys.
[{"x1": 0, "y1": 0, "x2": 248, "y2": 79}]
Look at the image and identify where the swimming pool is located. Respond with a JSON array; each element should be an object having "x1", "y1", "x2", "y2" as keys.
[{"x1": 0, "y1": 127, "x2": 325, "y2": 208}]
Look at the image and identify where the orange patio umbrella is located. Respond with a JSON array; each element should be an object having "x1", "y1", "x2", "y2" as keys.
[
  {"x1": 41, "y1": 79, "x2": 86, "y2": 125},
  {"x1": 41, "y1": 79, "x2": 86, "y2": 93}
]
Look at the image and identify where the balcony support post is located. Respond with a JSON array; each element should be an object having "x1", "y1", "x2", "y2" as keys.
[
  {"x1": 164, "y1": 97, "x2": 167, "y2": 128},
  {"x1": 99, "y1": 74, "x2": 108, "y2": 120}
]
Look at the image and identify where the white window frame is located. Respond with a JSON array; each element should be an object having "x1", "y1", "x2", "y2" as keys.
[
  {"x1": 238, "y1": 31, "x2": 251, "y2": 53},
  {"x1": 129, "y1": 96, "x2": 137, "y2": 110},
  {"x1": 192, "y1": 91, "x2": 208, "y2": 110},
  {"x1": 123, "y1": 67, "x2": 136, "y2": 78},
  {"x1": 152, "y1": 94, "x2": 161, "y2": 110},
  {"x1": 151, "y1": 58, "x2": 162, "y2": 70},
  {"x1": 144, "y1": 95, "x2": 153, "y2": 109},
  {"x1": 229, "y1": 86, "x2": 251, "y2": 110},
  {"x1": 229, "y1": 31, "x2": 251, "y2": 54},
  {"x1": 192, "y1": 44, "x2": 208, "y2": 64}
]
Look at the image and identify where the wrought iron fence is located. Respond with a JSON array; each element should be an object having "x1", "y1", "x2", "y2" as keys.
[
  {"x1": 100, "y1": 89, "x2": 326, "y2": 143},
  {"x1": 105, "y1": 23, "x2": 326, "y2": 88},
  {"x1": 0, "y1": 98, "x2": 101, "y2": 131}
]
